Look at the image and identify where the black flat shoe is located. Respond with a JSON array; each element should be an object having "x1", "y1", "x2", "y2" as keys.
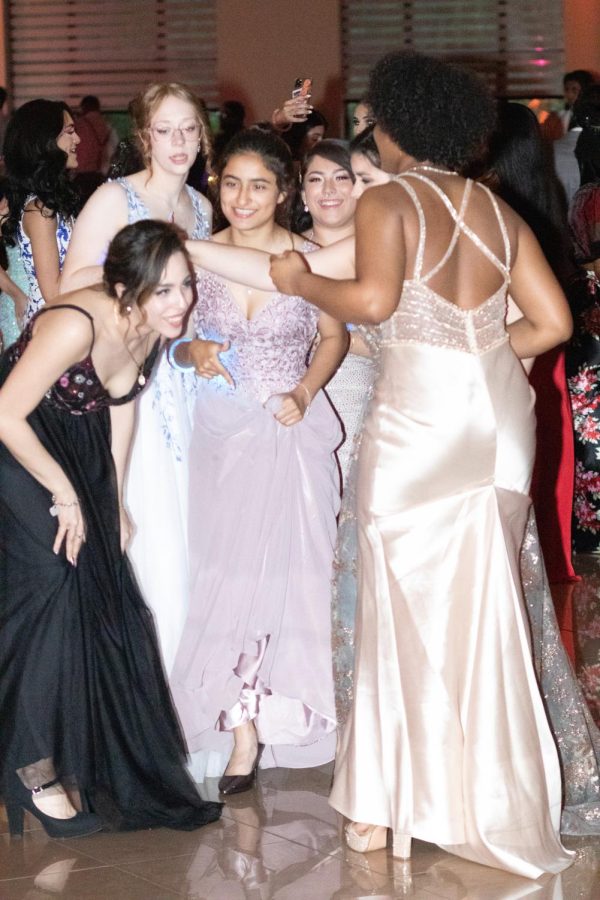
[
  {"x1": 218, "y1": 744, "x2": 263, "y2": 796},
  {"x1": 7, "y1": 778, "x2": 103, "y2": 839}
]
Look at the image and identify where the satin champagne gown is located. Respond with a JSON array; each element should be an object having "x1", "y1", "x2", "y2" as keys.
[{"x1": 329, "y1": 171, "x2": 574, "y2": 879}]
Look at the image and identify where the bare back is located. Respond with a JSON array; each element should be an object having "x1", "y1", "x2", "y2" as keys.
[{"x1": 391, "y1": 168, "x2": 514, "y2": 311}]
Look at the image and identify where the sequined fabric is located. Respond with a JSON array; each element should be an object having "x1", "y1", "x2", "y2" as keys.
[
  {"x1": 8, "y1": 306, "x2": 158, "y2": 413},
  {"x1": 193, "y1": 275, "x2": 319, "y2": 405}
]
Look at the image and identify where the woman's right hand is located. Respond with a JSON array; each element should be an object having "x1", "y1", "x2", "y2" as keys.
[
  {"x1": 51, "y1": 493, "x2": 86, "y2": 566},
  {"x1": 189, "y1": 339, "x2": 234, "y2": 385}
]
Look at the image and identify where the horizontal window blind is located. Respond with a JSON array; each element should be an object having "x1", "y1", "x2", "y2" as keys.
[
  {"x1": 7, "y1": 0, "x2": 217, "y2": 110},
  {"x1": 343, "y1": 0, "x2": 564, "y2": 99}
]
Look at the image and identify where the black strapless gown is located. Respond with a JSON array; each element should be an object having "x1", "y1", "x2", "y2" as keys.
[{"x1": 0, "y1": 305, "x2": 221, "y2": 831}]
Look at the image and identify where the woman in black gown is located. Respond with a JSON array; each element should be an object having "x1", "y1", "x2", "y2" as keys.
[{"x1": 0, "y1": 219, "x2": 222, "y2": 836}]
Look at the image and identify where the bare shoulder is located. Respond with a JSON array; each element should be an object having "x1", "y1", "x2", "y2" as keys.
[
  {"x1": 356, "y1": 181, "x2": 411, "y2": 220},
  {"x1": 81, "y1": 180, "x2": 129, "y2": 214},
  {"x1": 32, "y1": 301, "x2": 96, "y2": 347}
]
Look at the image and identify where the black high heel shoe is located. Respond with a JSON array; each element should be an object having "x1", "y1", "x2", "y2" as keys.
[
  {"x1": 218, "y1": 744, "x2": 264, "y2": 796},
  {"x1": 7, "y1": 778, "x2": 103, "y2": 839}
]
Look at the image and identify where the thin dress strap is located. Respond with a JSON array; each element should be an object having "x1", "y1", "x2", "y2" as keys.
[
  {"x1": 403, "y1": 173, "x2": 510, "y2": 280},
  {"x1": 391, "y1": 175, "x2": 427, "y2": 281},
  {"x1": 477, "y1": 182, "x2": 511, "y2": 270},
  {"x1": 35, "y1": 304, "x2": 96, "y2": 352},
  {"x1": 420, "y1": 179, "x2": 472, "y2": 285}
]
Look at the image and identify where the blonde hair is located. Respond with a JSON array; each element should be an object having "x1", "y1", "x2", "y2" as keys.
[{"x1": 129, "y1": 82, "x2": 212, "y2": 170}]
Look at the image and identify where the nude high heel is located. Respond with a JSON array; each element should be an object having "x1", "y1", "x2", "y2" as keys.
[{"x1": 344, "y1": 822, "x2": 388, "y2": 852}]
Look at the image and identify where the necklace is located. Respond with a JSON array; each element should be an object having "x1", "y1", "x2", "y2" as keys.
[
  {"x1": 405, "y1": 163, "x2": 457, "y2": 176},
  {"x1": 114, "y1": 303, "x2": 151, "y2": 386},
  {"x1": 123, "y1": 333, "x2": 151, "y2": 386}
]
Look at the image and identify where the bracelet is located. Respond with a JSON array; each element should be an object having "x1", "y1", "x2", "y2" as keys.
[
  {"x1": 49, "y1": 496, "x2": 79, "y2": 517},
  {"x1": 296, "y1": 382, "x2": 312, "y2": 417},
  {"x1": 167, "y1": 337, "x2": 194, "y2": 372}
]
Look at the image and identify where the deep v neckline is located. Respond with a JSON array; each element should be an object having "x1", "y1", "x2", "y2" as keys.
[{"x1": 221, "y1": 282, "x2": 284, "y2": 324}]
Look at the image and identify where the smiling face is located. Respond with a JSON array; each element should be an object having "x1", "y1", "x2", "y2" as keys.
[
  {"x1": 56, "y1": 111, "x2": 80, "y2": 169},
  {"x1": 147, "y1": 94, "x2": 200, "y2": 175},
  {"x1": 140, "y1": 251, "x2": 194, "y2": 338},
  {"x1": 219, "y1": 151, "x2": 285, "y2": 232},
  {"x1": 350, "y1": 151, "x2": 390, "y2": 198},
  {"x1": 302, "y1": 154, "x2": 356, "y2": 229}
]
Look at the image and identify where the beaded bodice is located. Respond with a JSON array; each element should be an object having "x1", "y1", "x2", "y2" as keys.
[
  {"x1": 379, "y1": 173, "x2": 510, "y2": 355},
  {"x1": 193, "y1": 243, "x2": 319, "y2": 403},
  {"x1": 10, "y1": 305, "x2": 159, "y2": 414}
]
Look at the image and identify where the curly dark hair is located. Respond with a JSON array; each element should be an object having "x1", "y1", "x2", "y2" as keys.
[
  {"x1": 1, "y1": 99, "x2": 81, "y2": 246},
  {"x1": 211, "y1": 128, "x2": 296, "y2": 230},
  {"x1": 367, "y1": 51, "x2": 496, "y2": 171}
]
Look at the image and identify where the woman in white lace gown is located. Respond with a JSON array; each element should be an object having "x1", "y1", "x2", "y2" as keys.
[
  {"x1": 270, "y1": 52, "x2": 574, "y2": 880},
  {"x1": 60, "y1": 83, "x2": 212, "y2": 674}
]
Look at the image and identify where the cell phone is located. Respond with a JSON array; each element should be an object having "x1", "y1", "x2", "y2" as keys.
[{"x1": 292, "y1": 77, "x2": 312, "y2": 100}]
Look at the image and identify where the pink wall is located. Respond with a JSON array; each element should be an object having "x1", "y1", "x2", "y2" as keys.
[
  {"x1": 564, "y1": 0, "x2": 600, "y2": 76},
  {"x1": 0, "y1": 2, "x2": 597, "y2": 113},
  {"x1": 216, "y1": 0, "x2": 343, "y2": 134}
]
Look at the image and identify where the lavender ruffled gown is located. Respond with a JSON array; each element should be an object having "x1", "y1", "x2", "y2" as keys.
[{"x1": 171, "y1": 268, "x2": 341, "y2": 774}]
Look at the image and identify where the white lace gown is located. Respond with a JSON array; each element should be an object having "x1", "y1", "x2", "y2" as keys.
[
  {"x1": 325, "y1": 344, "x2": 376, "y2": 485},
  {"x1": 120, "y1": 178, "x2": 211, "y2": 674}
]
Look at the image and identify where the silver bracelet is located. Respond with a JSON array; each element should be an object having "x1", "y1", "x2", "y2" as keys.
[
  {"x1": 167, "y1": 337, "x2": 194, "y2": 372},
  {"x1": 49, "y1": 496, "x2": 79, "y2": 517}
]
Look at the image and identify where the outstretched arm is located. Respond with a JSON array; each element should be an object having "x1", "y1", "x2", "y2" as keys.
[
  {"x1": 270, "y1": 186, "x2": 405, "y2": 324},
  {"x1": 185, "y1": 235, "x2": 355, "y2": 292}
]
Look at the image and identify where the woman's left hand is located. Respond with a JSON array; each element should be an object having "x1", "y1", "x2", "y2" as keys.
[
  {"x1": 269, "y1": 251, "x2": 308, "y2": 296},
  {"x1": 273, "y1": 386, "x2": 310, "y2": 426}
]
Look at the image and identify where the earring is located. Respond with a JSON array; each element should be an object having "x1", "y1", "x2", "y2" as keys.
[
  {"x1": 125, "y1": 305, "x2": 132, "y2": 315},
  {"x1": 303, "y1": 203, "x2": 309, "y2": 213}
]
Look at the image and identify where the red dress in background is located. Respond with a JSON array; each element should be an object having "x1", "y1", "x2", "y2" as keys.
[{"x1": 530, "y1": 347, "x2": 578, "y2": 584}]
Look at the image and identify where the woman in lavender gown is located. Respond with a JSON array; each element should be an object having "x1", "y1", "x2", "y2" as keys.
[{"x1": 170, "y1": 130, "x2": 346, "y2": 791}]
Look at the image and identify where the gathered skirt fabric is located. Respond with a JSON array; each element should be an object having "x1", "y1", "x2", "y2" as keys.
[
  {"x1": 0, "y1": 351, "x2": 221, "y2": 831},
  {"x1": 329, "y1": 339, "x2": 573, "y2": 879},
  {"x1": 171, "y1": 385, "x2": 341, "y2": 769}
]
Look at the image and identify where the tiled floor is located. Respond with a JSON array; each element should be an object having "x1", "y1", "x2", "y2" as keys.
[
  {"x1": 1, "y1": 764, "x2": 599, "y2": 898},
  {"x1": 2, "y1": 557, "x2": 600, "y2": 899}
]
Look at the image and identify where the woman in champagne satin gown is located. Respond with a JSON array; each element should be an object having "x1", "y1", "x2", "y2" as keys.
[{"x1": 270, "y1": 52, "x2": 575, "y2": 880}]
